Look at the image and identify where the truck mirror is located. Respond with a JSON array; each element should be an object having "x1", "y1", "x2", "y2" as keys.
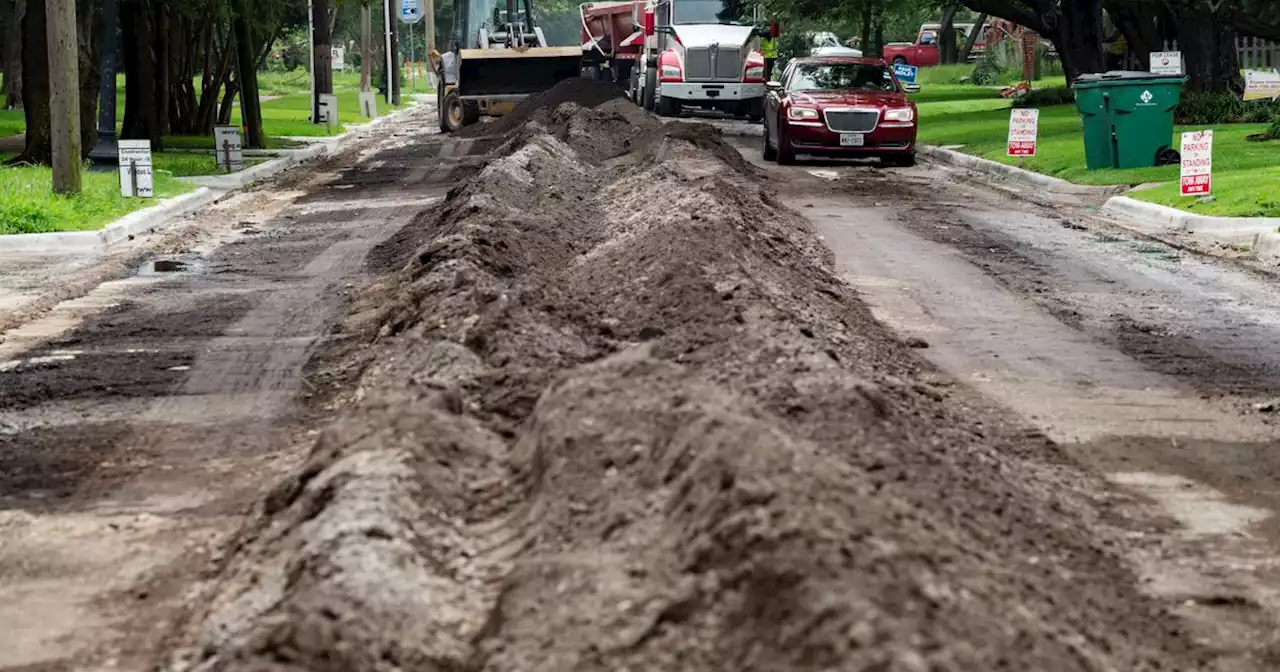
[{"x1": 644, "y1": 10, "x2": 655, "y2": 36}]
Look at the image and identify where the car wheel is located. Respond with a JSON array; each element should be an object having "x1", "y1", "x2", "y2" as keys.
[
  {"x1": 885, "y1": 152, "x2": 916, "y2": 168},
  {"x1": 893, "y1": 56, "x2": 908, "y2": 65},
  {"x1": 762, "y1": 124, "x2": 777, "y2": 161},
  {"x1": 777, "y1": 135, "x2": 796, "y2": 165}
]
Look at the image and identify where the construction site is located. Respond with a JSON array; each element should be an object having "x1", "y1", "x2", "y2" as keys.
[{"x1": 4, "y1": 72, "x2": 1280, "y2": 671}]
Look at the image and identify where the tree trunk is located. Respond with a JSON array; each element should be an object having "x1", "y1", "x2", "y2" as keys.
[
  {"x1": 232, "y1": 6, "x2": 264, "y2": 148},
  {"x1": 361, "y1": 3, "x2": 370, "y2": 92},
  {"x1": 76, "y1": 0, "x2": 98, "y2": 156},
  {"x1": 155, "y1": 1, "x2": 169, "y2": 136},
  {"x1": 121, "y1": 0, "x2": 162, "y2": 149},
  {"x1": 46, "y1": 0, "x2": 81, "y2": 193},
  {"x1": 12, "y1": 0, "x2": 48, "y2": 164},
  {"x1": 311, "y1": 0, "x2": 332, "y2": 122},
  {"x1": 859, "y1": 3, "x2": 871, "y2": 59},
  {"x1": 1172, "y1": 1, "x2": 1242, "y2": 93},
  {"x1": 959, "y1": 12, "x2": 986, "y2": 62},
  {"x1": 939, "y1": 2, "x2": 959, "y2": 65},
  {"x1": 390, "y1": 13, "x2": 400, "y2": 105},
  {"x1": 3, "y1": 0, "x2": 23, "y2": 108},
  {"x1": 217, "y1": 78, "x2": 236, "y2": 125},
  {"x1": 1106, "y1": 0, "x2": 1163, "y2": 67},
  {"x1": 1044, "y1": 0, "x2": 1105, "y2": 81}
]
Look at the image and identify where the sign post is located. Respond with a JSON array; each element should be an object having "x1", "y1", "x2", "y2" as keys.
[
  {"x1": 1180, "y1": 130, "x2": 1213, "y2": 197},
  {"x1": 214, "y1": 126, "x2": 244, "y2": 173},
  {"x1": 117, "y1": 140, "x2": 154, "y2": 198},
  {"x1": 400, "y1": 0, "x2": 422, "y2": 92},
  {"x1": 1149, "y1": 51, "x2": 1182, "y2": 75},
  {"x1": 1007, "y1": 108, "x2": 1039, "y2": 158},
  {"x1": 331, "y1": 46, "x2": 346, "y2": 71}
]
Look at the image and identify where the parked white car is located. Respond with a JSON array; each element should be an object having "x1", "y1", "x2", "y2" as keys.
[{"x1": 810, "y1": 31, "x2": 863, "y2": 57}]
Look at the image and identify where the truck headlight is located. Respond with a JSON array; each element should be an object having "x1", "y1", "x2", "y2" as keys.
[
  {"x1": 661, "y1": 65, "x2": 681, "y2": 79},
  {"x1": 744, "y1": 65, "x2": 764, "y2": 80},
  {"x1": 883, "y1": 108, "x2": 915, "y2": 122},
  {"x1": 788, "y1": 107, "x2": 819, "y2": 121}
]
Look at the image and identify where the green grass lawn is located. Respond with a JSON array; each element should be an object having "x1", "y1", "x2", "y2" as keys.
[
  {"x1": 914, "y1": 81, "x2": 1280, "y2": 217},
  {"x1": 153, "y1": 152, "x2": 270, "y2": 177},
  {"x1": 0, "y1": 160, "x2": 194, "y2": 235}
]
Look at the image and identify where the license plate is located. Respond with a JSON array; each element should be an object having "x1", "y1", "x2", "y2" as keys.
[{"x1": 840, "y1": 133, "x2": 865, "y2": 147}]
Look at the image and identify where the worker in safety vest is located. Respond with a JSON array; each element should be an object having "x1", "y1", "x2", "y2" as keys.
[{"x1": 760, "y1": 23, "x2": 778, "y2": 80}]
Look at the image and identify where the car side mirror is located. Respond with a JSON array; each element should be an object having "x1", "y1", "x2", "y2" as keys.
[
  {"x1": 766, "y1": 81, "x2": 782, "y2": 91},
  {"x1": 903, "y1": 83, "x2": 921, "y2": 94}
]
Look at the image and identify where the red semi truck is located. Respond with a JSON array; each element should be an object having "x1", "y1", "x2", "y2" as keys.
[{"x1": 580, "y1": 0, "x2": 768, "y2": 119}]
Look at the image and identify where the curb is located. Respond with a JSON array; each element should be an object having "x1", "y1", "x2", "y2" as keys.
[
  {"x1": 0, "y1": 101, "x2": 426, "y2": 256},
  {"x1": 1254, "y1": 231, "x2": 1280, "y2": 263},
  {"x1": 918, "y1": 145, "x2": 1126, "y2": 196},
  {"x1": 1102, "y1": 196, "x2": 1280, "y2": 245}
]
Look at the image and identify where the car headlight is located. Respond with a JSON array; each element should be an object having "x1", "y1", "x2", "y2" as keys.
[
  {"x1": 661, "y1": 65, "x2": 681, "y2": 79},
  {"x1": 883, "y1": 107, "x2": 915, "y2": 122},
  {"x1": 788, "y1": 107, "x2": 819, "y2": 121},
  {"x1": 745, "y1": 65, "x2": 764, "y2": 79}
]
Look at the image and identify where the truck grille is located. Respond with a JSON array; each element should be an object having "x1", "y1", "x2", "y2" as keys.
[
  {"x1": 683, "y1": 46, "x2": 743, "y2": 81},
  {"x1": 824, "y1": 109, "x2": 879, "y2": 133}
]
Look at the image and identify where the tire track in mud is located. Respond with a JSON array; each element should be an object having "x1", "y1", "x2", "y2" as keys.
[
  {"x1": 0, "y1": 105, "x2": 484, "y2": 671},
  {"x1": 164, "y1": 84, "x2": 1218, "y2": 672}
]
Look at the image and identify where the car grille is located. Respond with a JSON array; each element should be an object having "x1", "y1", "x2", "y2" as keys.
[
  {"x1": 825, "y1": 109, "x2": 879, "y2": 133},
  {"x1": 683, "y1": 46, "x2": 743, "y2": 81}
]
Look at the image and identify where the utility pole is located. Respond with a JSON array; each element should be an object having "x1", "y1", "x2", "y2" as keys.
[
  {"x1": 87, "y1": 0, "x2": 119, "y2": 170},
  {"x1": 383, "y1": 0, "x2": 393, "y2": 104},
  {"x1": 46, "y1": 0, "x2": 81, "y2": 194},
  {"x1": 425, "y1": 0, "x2": 433, "y2": 52}
]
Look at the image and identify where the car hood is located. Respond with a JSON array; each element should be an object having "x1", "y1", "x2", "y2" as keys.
[
  {"x1": 789, "y1": 90, "x2": 909, "y2": 107},
  {"x1": 672, "y1": 24, "x2": 755, "y2": 49}
]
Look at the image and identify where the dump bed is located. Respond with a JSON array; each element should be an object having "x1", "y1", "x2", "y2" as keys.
[{"x1": 581, "y1": 0, "x2": 642, "y2": 56}]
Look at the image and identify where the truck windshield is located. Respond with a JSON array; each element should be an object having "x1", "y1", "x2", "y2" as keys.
[
  {"x1": 789, "y1": 63, "x2": 896, "y2": 92},
  {"x1": 673, "y1": 0, "x2": 747, "y2": 25}
]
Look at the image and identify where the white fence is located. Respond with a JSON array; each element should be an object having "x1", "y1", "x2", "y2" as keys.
[{"x1": 1158, "y1": 36, "x2": 1280, "y2": 70}]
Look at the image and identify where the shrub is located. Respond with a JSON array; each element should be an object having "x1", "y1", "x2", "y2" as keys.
[
  {"x1": 970, "y1": 45, "x2": 1003, "y2": 85},
  {"x1": 1012, "y1": 86, "x2": 1075, "y2": 108},
  {"x1": 1176, "y1": 91, "x2": 1280, "y2": 125}
]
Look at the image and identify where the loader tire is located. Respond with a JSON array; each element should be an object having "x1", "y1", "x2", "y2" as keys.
[{"x1": 442, "y1": 89, "x2": 466, "y2": 133}]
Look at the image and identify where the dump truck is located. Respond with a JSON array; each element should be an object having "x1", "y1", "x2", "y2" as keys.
[
  {"x1": 580, "y1": 0, "x2": 768, "y2": 120},
  {"x1": 432, "y1": 0, "x2": 583, "y2": 132}
]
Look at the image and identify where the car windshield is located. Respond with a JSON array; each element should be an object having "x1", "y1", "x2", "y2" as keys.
[
  {"x1": 789, "y1": 62, "x2": 897, "y2": 92},
  {"x1": 673, "y1": 0, "x2": 747, "y2": 25}
]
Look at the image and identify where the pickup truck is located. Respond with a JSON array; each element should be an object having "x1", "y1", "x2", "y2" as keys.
[{"x1": 882, "y1": 23, "x2": 985, "y2": 67}]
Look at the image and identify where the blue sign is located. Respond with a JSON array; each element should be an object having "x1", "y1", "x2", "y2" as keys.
[
  {"x1": 400, "y1": 0, "x2": 421, "y2": 24},
  {"x1": 893, "y1": 63, "x2": 918, "y2": 84}
]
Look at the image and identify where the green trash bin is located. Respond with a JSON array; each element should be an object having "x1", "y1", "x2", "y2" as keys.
[{"x1": 1072, "y1": 71, "x2": 1187, "y2": 170}]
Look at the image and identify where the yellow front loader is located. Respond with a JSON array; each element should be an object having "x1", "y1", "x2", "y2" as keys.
[{"x1": 430, "y1": 0, "x2": 583, "y2": 133}]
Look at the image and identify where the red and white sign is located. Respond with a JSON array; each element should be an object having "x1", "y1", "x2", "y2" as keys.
[
  {"x1": 1007, "y1": 108, "x2": 1039, "y2": 157},
  {"x1": 1180, "y1": 130, "x2": 1213, "y2": 197}
]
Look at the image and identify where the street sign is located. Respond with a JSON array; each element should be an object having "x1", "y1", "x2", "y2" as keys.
[
  {"x1": 332, "y1": 46, "x2": 346, "y2": 71},
  {"x1": 359, "y1": 91, "x2": 378, "y2": 118},
  {"x1": 1007, "y1": 108, "x2": 1039, "y2": 157},
  {"x1": 1180, "y1": 130, "x2": 1213, "y2": 197},
  {"x1": 1244, "y1": 69, "x2": 1280, "y2": 101},
  {"x1": 117, "y1": 140, "x2": 154, "y2": 198},
  {"x1": 400, "y1": 0, "x2": 422, "y2": 24},
  {"x1": 893, "y1": 63, "x2": 918, "y2": 85},
  {"x1": 1149, "y1": 51, "x2": 1182, "y2": 75},
  {"x1": 214, "y1": 126, "x2": 244, "y2": 172},
  {"x1": 318, "y1": 93, "x2": 340, "y2": 133}
]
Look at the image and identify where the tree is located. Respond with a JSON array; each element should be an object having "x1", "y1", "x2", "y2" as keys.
[
  {"x1": 2, "y1": 0, "x2": 23, "y2": 108},
  {"x1": 47, "y1": 0, "x2": 81, "y2": 194},
  {"x1": 232, "y1": 0, "x2": 265, "y2": 147},
  {"x1": 958, "y1": 0, "x2": 1105, "y2": 80},
  {"x1": 312, "y1": 0, "x2": 333, "y2": 123}
]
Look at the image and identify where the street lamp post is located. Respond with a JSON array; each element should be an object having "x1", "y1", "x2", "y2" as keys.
[{"x1": 87, "y1": 0, "x2": 119, "y2": 170}]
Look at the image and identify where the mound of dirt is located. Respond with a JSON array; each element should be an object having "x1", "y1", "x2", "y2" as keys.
[
  {"x1": 163, "y1": 80, "x2": 1209, "y2": 672},
  {"x1": 459, "y1": 77, "x2": 627, "y2": 138}
]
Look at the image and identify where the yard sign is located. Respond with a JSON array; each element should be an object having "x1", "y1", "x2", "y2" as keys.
[
  {"x1": 892, "y1": 63, "x2": 918, "y2": 84},
  {"x1": 117, "y1": 140, "x2": 154, "y2": 198},
  {"x1": 1179, "y1": 130, "x2": 1213, "y2": 197},
  {"x1": 1149, "y1": 51, "x2": 1182, "y2": 75},
  {"x1": 1007, "y1": 108, "x2": 1039, "y2": 157}
]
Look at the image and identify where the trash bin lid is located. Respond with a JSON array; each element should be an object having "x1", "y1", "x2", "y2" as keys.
[{"x1": 1073, "y1": 70, "x2": 1187, "y2": 88}]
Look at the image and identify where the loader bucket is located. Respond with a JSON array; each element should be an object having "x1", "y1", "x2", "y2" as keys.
[{"x1": 457, "y1": 46, "x2": 584, "y2": 101}]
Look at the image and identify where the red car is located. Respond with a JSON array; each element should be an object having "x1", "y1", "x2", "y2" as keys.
[{"x1": 763, "y1": 56, "x2": 919, "y2": 167}]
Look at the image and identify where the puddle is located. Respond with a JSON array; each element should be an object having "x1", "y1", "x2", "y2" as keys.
[
  {"x1": 139, "y1": 257, "x2": 205, "y2": 276},
  {"x1": 1111, "y1": 471, "x2": 1272, "y2": 537}
]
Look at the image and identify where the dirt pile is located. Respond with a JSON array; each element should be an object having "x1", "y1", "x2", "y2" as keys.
[
  {"x1": 164, "y1": 81, "x2": 1207, "y2": 671},
  {"x1": 459, "y1": 76, "x2": 628, "y2": 139}
]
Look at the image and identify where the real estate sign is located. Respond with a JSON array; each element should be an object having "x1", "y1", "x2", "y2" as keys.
[
  {"x1": 1149, "y1": 51, "x2": 1182, "y2": 75},
  {"x1": 214, "y1": 126, "x2": 244, "y2": 172},
  {"x1": 1243, "y1": 69, "x2": 1280, "y2": 102},
  {"x1": 1007, "y1": 108, "x2": 1039, "y2": 157},
  {"x1": 1180, "y1": 130, "x2": 1213, "y2": 197}
]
